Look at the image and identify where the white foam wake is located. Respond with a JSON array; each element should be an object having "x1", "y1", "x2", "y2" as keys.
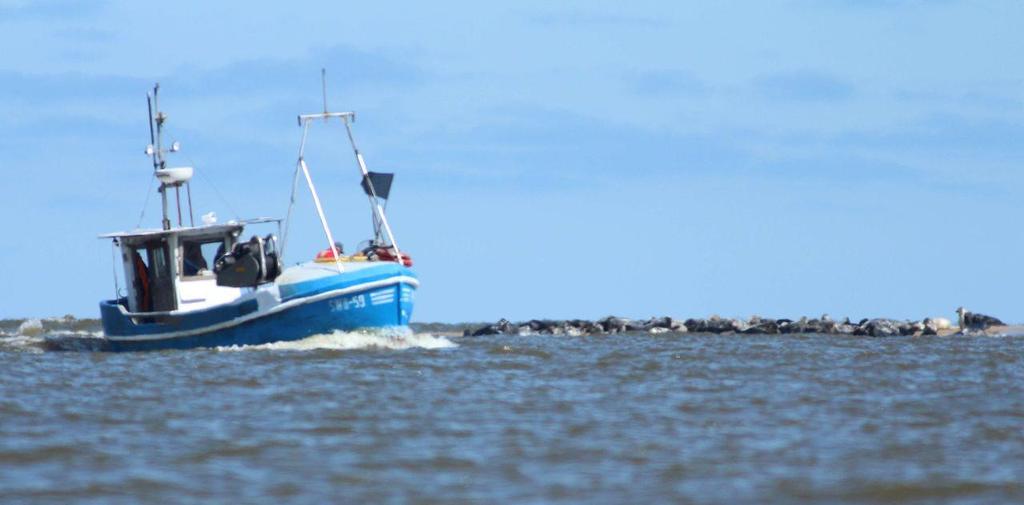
[
  {"x1": 1, "y1": 319, "x2": 48, "y2": 352},
  {"x1": 216, "y1": 328, "x2": 456, "y2": 352},
  {"x1": 0, "y1": 333, "x2": 44, "y2": 353},
  {"x1": 17, "y1": 318, "x2": 44, "y2": 336}
]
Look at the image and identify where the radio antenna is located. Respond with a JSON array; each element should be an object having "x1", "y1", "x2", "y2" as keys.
[{"x1": 146, "y1": 93, "x2": 158, "y2": 171}]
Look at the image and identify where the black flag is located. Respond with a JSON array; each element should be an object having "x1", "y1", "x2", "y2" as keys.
[{"x1": 360, "y1": 172, "x2": 394, "y2": 199}]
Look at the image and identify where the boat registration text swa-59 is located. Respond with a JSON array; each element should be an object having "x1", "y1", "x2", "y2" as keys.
[{"x1": 97, "y1": 78, "x2": 417, "y2": 351}]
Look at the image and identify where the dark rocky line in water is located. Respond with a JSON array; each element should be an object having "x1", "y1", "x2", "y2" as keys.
[
  {"x1": 1, "y1": 311, "x2": 1006, "y2": 341},
  {"x1": 464, "y1": 315, "x2": 965, "y2": 337}
]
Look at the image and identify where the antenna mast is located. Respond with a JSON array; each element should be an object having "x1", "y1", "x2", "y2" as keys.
[
  {"x1": 148, "y1": 84, "x2": 172, "y2": 230},
  {"x1": 144, "y1": 83, "x2": 187, "y2": 230}
]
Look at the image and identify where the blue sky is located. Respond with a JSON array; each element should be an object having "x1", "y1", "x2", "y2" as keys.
[{"x1": 1, "y1": 0, "x2": 1022, "y2": 323}]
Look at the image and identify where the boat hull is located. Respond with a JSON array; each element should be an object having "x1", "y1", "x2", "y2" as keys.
[{"x1": 99, "y1": 264, "x2": 416, "y2": 351}]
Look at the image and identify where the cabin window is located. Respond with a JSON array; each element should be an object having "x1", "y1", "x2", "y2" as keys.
[
  {"x1": 147, "y1": 243, "x2": 171, "y2": 279},
  {"x1": 180, "y1": 238, "x2": 227, "y2": 277}
]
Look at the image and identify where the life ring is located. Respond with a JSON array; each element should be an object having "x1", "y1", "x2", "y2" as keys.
[
  {"x1": 314, "y1": 244, "x2": 343, "y2": 262},
  {"x1": 373, "y1": 247, "x2": 413, "y2": 267}
]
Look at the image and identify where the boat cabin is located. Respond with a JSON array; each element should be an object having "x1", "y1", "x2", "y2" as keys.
[{"x1": 102, "y1": 219, "x2": 280, "y2": 315}]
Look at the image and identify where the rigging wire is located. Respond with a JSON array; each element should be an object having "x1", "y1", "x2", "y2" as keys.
[
  {"x1": 280, "y1": 160, "x2": 303, "y2": 263},
  {"x1": 186, "y1": 155, "x2": 241, "y2": 220},
  {"x1": 155, "y1": 121, "x2": 241, "y2": 222},
  {"x1": 280, "y1": 121, "x2": 312, "y2": 263},
  {"x1": 135, "y1": 175, "x2": 156, "y2": 229}
]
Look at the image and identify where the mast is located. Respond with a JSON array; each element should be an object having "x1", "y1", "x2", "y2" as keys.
[
  {"x1": 341, "y1": 117, "x2": 402, "y2": 257},
  {"x1": 283, "y1": 69, "x2": 405, "y2": 266},
  {"x1": 144, "y1": 83, "x2": 186, "y2": 230},
  {"x1": 147, "y1": 85, "x2": 171, "y2": 231}
]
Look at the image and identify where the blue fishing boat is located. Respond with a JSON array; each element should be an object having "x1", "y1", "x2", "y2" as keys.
[{"x1": 98, "y1": 81, "x2": 417, "y2": 351}]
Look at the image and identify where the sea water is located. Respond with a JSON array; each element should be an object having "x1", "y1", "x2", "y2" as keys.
[{"x1": 1, "y1": 319, "x2": 1023, "y2": 504}]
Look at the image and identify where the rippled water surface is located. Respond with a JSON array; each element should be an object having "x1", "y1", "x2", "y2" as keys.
[{"x1": 2, "y1": 322, "x2": 1023, "y2": 504}]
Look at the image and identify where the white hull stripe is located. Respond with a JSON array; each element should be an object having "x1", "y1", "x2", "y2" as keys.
[
  {"x1": 108, "y1": 276, "x2": 419, "y2": 342},
  {"x1": 369, "y1": 289, "x2": 395, "y2": 306}
]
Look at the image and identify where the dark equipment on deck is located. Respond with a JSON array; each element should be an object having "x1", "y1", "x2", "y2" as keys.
[{"x1": 214, "y1": 235, "x2": 282, "y2": 287}]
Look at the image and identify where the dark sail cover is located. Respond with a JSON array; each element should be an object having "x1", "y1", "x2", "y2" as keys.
[{"x1": 361, "y1": 172, "x2": 394, "y2": 199}]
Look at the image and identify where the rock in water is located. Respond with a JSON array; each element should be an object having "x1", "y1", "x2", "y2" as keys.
[
  {"x1": 471, "y1": 318, "x2": 516, "y2": 336},
  {"x1": 742, "y1": 316, "x2": 779, "y2": 334},
  {"x1": 462, "y1": 314, "x2": 949, "y2": 338},
  {"x1": 598, "y1": 316, "x2": 629, "y2": 333},
  {"x1": 862, "y1": 319, "x2": 901, "y2": 337}
]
